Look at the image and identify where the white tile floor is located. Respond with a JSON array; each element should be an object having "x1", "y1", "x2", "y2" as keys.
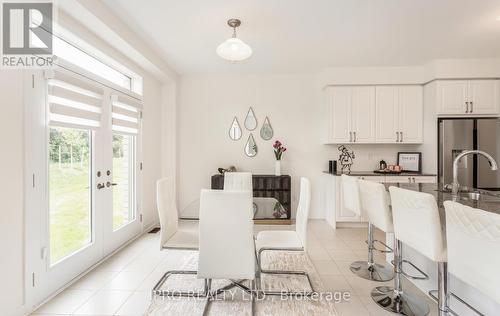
[{"x1": 31, "y1": 220, "x2": 437, "y2": 316}]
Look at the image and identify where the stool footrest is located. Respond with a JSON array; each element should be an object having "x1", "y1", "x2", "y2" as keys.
[
  {"x1": 391, "y1": 259, "x2": 429, "y2": 280},
  {"x1": 373, "y1": 239, "x2": 393, "y2": 253},
  {"x1": 428, "y1": 290, "x2": 484, "y2": 316},
  {"x1": 365, "y1": 239, "x2": 393, "y2": 253}
]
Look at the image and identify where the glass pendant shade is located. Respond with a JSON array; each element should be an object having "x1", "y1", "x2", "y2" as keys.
[{"x1": 216, "y1": 37, "x2": 252, "y2": 62}]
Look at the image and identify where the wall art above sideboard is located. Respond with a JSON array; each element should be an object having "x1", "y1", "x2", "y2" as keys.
[{"x1": 228, "y1": 107, "x2": 274, "y2": 157}]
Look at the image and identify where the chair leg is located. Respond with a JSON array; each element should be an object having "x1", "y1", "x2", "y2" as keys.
[
  {"x1": 257, "y1": 248, "x2": 315, "y2": 296},
  {"x1": 350, "y1": 223, "x2": 394, "y2": 282},
  {"x1": 202, "y1": 279, "x2": 212, "y2": 316},
  {"x1": 152, "y1": 270, "x2": 208, "y2": 297}
]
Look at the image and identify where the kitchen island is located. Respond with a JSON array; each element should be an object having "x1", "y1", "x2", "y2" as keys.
[{"x1": 383, "y1": 182, "x2": 500, "y2": 315}]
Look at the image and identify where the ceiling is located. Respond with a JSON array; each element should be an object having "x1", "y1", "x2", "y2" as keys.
[{"x1": 102, "y1": 0, "x2": 500, "y2": 75}]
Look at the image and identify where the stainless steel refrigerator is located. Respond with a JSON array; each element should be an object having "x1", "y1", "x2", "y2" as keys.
[{"x1": 439, "y1": 118, "x2": 500, "y2": 191}]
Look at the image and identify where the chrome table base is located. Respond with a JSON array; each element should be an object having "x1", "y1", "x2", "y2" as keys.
[
  {"x1": 371, "y1": 286, "x2": 430, "y2": 316},
  {"x1": 350, "y1": 261, "x2": 394, "y2": 282}
]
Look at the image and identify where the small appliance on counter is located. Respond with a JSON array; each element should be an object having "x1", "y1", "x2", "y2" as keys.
[
  {"x1": 374, "y1": 159, "x2": 402, "y2": 174},
  {"x1": 328, "y1": 160, "x2": 337, "y2": 174}
]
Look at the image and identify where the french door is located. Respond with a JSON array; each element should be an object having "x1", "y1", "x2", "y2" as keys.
[{"x1": 25, "y1": 68, "x2": 142, "y2": 306}]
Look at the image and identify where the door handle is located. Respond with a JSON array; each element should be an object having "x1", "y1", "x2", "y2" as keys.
[
  {"x1": 399, "y1": 131, "x2": 403, "y2": 142},
  {"x1": 470, "y1": 101, "x2": 473, "y2": 113},
  {"x1": 349, "y1": 131, "x2": 353, "y2": 142},
  {"x1": 353, "y1": 131, "x2": 356, "y2": 142},
  {"x1": 97, "y1": 183, "x2": 105, "y2": 190},
  {"x1": 465, "y1": 101, "x2": 469, "y2": 113},
  {"x1": 396, "y1": 131, "x2": 399, "y2": 142},
  {"x1": 106, "y1": 181, "x2": 118, "y2": 188},
  {"x1": 408, "y1": 177, "x2": 411, "y2": 183}
]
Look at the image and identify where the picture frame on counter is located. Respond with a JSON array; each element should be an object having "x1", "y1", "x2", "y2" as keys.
[{"x1": 397, "y1": 152, "x2": 422, "y2": 173}]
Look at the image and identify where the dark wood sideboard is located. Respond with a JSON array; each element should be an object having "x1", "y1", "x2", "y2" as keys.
[{"x1": 211, "y1": 174, "x2": 292, "y2": 224}]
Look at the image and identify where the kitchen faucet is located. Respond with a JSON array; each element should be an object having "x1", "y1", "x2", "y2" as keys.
[{"x1": 451, "y1": 150, "x2": 498, "y2": 197}]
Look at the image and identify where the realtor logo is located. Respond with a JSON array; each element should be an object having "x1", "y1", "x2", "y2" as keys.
[
  {"x1": 2, "y1": 1, "x2": 54, "y2": 68},
  {"x1": 3, "y1": 2, "x2": 52, "y2": 54}
]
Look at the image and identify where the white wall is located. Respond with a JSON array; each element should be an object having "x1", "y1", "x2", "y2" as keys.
[
  {"x1": 0, "y1": 12, "x2": 171, "y2": 316},
  {"x1": 176, "y1": 74, "x2": 426, "y2": 219},
  {"x1": 0, "y1": 71, "x2": 25, "y2": 316}
]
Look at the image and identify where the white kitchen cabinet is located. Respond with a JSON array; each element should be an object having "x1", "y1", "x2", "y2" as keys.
[
  {"x1": 375, "y1": 87, "x2": 399, "y2": 143},
  {"x1": 399, "y1": 86, "x2": 424, "y2": 143},
  {"x1": 436, "y1": 79, "x2": 499, "y2": 115},
  {"x1": 326, "y1": 86, "x2": 351, "y2": 143},
  {"x1": 384, "y1": 175, "x2": 437, "y2": 184},
  {"x1": 351, "y1": 87, "x2": 376, "y2": 143},
  {"x1": 324, "y1": 86, "x2": 376, "y2": 144},
  {"x1": 375, "y1": 86, "x2": 423, "y2": 144},
  {"x1": 468, "y1": 80, "x2": 499, "y2": 115}
]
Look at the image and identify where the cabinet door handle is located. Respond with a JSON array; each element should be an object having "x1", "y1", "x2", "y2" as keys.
[
  {"x1": 408, "y1": 177, "x2": 411, "y2": 183},
  {"x1": 353, "y1": 131, "x2": 357, "y2": 142},
  {"x1": 399, "y1": 131, "x2": 403, "y2": 142},
  {"x1": 349, "y1": 131, "x2": 352, "y2": 142},
  {"x1": 465, "y1": 101, "x2": 469, "y2": 113},
  {"x1": 470, "y1": 101, "x2": 473, "y2": 113},
  {"x1": 412, "y1": 177, "x2": 416, "y2": 183},
  {"x1": 396, "y1": 131, "x2": 399, "y2": 142}
]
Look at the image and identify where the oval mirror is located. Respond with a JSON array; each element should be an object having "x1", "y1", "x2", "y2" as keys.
[
  {"x1": 244, "y1": 133, "x2": 258, "y2": 157},
  {"x1": 228, "y1": 116, "x2": 242, "y2": 140},
  {"x1": 260, "y1": 116, "x2": 273, "y2": 140},
  {"x1": 244, "y1": 107, "x2": 258, "y2": 131}
]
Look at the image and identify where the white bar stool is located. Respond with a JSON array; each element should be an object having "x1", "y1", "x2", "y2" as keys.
[
  {"x1": 353, "y1": 179, "x2": 394, "y2": 281},
  {"x1": 342, "y1": 175, "x2": 393, "y2": 282},
  {"x1": 444, "y1": 201, "x2": 500, "y2": 315},
  {"x1": 372, "y1": 187, "x2": 447, "y2": 316}
]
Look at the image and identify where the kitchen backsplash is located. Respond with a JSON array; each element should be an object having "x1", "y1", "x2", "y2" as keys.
[{"x1": 324, "y1": 144, "x2": 421, "y2": 171}]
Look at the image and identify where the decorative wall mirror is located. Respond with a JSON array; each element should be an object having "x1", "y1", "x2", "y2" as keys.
[
  {"x1": 244, "y1": 107, "x2": 258, "y2": 131},
  {"x1": 260, "y1": 116, "x2": 273, "y2": 140},
  {"x1": 244, "y1": 133, "x2": 258, "y2": 157},
  {"x1": 228, "y1": 116, "x2": 242, "y2": 140}
]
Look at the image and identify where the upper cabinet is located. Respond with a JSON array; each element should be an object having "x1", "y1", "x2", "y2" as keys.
[
  {"x1": 325, "y1": 86, "x2": 376, "y2": 144},
  {"x1": 324, "y1": 85, "x2": 423, "y2": 144},
  {"x1": 436, "y1": 79, "x2": 499, "y2": 115}
]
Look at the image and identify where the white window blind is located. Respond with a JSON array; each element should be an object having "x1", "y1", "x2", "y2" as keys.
[
  {"x1": 111, "y1": 93, "x2": 142, "y2": 135},
  {"x1": 47, "y1": 69, "x2": 104, "y2": 130}
]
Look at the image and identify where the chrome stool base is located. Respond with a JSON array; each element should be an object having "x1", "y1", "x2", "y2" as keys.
[
  {"x1": 371, "y1": 286, "x2": 429, "y2": 316},
  {"x1": 350, "y1": 261, "x2": 394, "y2": 282}
]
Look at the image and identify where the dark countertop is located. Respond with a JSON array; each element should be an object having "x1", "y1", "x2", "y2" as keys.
[
  {"x1": 322, "y1": 171, "x2": 437, "y2": 177},
  {"x1": 384, "y1": 183, "x2": 500, "y2": 216}
]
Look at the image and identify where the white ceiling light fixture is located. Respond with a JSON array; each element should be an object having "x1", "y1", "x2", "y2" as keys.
[{"x1": 216, "y1": 18, "x2": 252, "y2": 62}]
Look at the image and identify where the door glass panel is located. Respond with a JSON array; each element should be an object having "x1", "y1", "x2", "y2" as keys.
[
  {"x1": 112, "y1": 134, "x2": 135, "y2": 230},
  {"x1": 49, "y1": 127, "x2": 91, "y2": 264}
]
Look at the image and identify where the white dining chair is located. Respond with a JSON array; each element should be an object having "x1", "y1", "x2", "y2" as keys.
[
  {"x1": 153, "y1": 189, "x2": 255, "y2": 313},
  {"x1": 444, "y1": 200, "x2": 500, "y2": 313},
  {"x1": 254, "y1": 177, "x2": 313, "y2": 295},
  {"x1": 223, "y1": 171, "x2": 253, "y2": 192},
  {"x1": 156, "y1": 177, "x2": 198, "y2": 250},
  {"x1": 197, "y1": 189, "x2": 256, "y2": 314}
]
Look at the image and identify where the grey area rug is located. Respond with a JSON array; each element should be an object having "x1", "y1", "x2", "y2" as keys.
[{"x1": 145, "y1": 250, "x2": 339, "y2": 316}]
